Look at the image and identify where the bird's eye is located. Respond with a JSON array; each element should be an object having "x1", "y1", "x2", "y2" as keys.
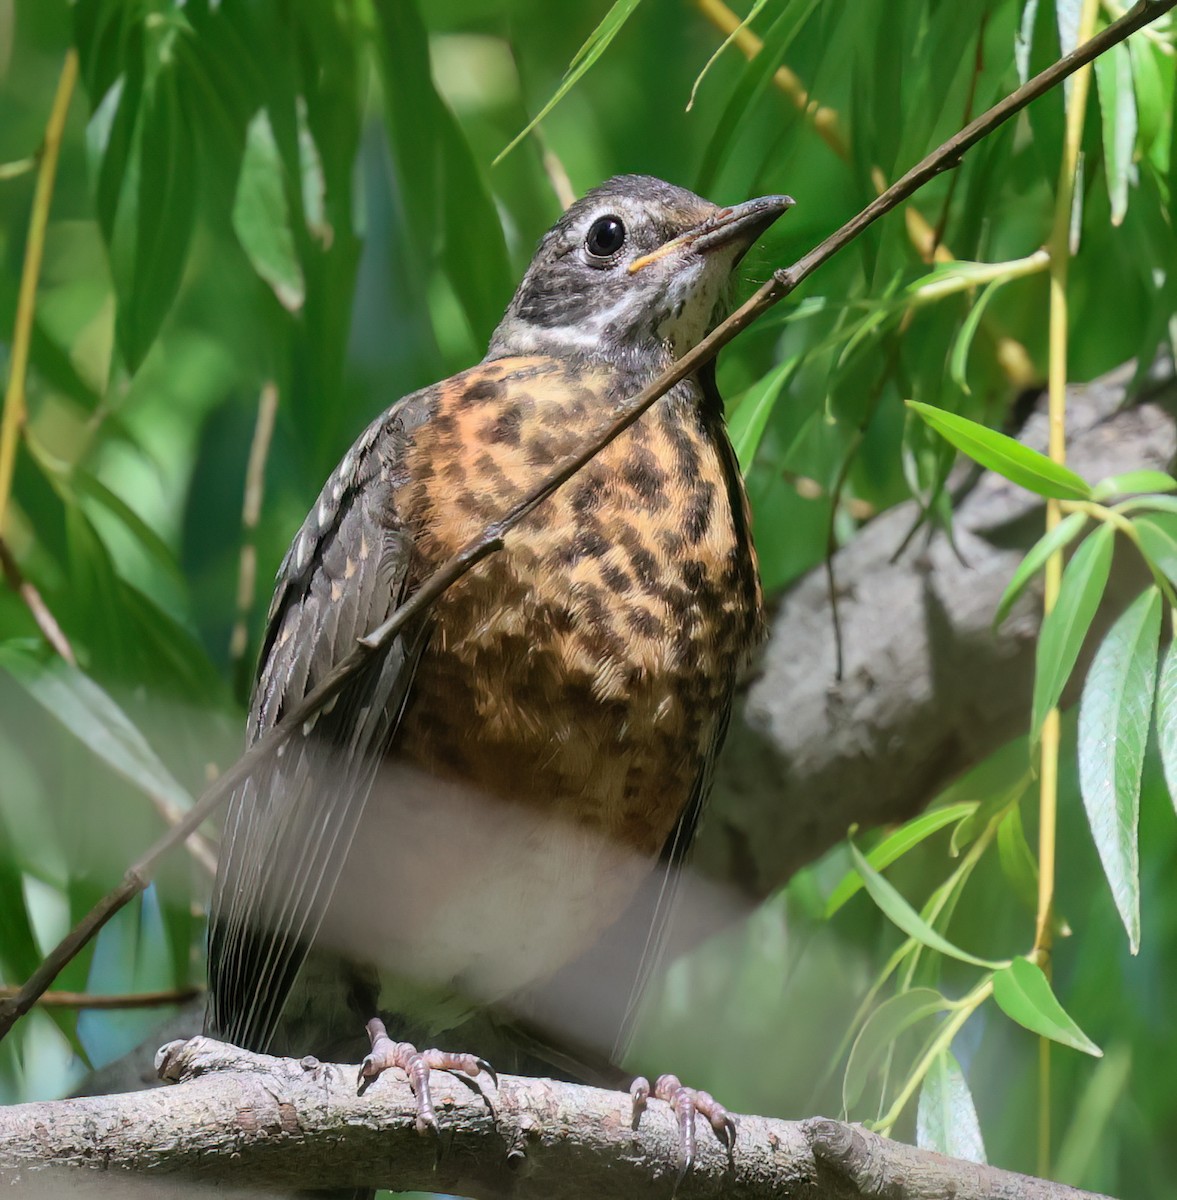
[{"x1": 585, "y1": 215, "x2": 626, "y2": 262}]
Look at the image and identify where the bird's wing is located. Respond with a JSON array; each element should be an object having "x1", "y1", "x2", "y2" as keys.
[{"x1": 206, "y1": 395, "x2": 432, "y2": 1053}]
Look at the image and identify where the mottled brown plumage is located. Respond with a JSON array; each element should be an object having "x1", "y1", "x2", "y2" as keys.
[
  {"x1": 397, "y1": 355, "x2": 762, "y2": 857},
  {"x1": 205, "y1": 175, "x2": 791, "y2": 1172}
]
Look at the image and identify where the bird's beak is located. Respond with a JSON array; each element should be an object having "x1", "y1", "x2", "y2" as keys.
[
  {"x1": 629, "y1": 194, "x2": 795, "y2": 273},
  {"x1": 687, "y1": 194, "x2": 795, "y2": 256}
]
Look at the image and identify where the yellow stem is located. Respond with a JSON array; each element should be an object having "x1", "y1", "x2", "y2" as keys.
[
  {"x1": 0, "y1": 50, "x2": 78, "y2": 537},
  {"x1": 875, "y1": 977, "x2": 994, "y2": 1135},
  {"x1": 1036, "y1": 0, "x2": 1100, "y2": 1176}
]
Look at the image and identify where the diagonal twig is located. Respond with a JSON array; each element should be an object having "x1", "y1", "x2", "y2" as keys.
[
  {"x1": 0, "y1": 0, "x2": 1171, "y2": 1042},
  {"x1": 0, "y1": 984, "x2": 202, "y2": 1010},
  {"x1": 0, "y1": 534, "x2": 76, "y2": 664}
]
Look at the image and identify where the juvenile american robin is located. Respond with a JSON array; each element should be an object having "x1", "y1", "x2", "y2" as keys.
[{"x1": 205, "y1": 174, "x2": 792, "y2": 1179}]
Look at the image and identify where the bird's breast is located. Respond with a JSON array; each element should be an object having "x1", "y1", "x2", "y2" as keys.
[{"x1": 390, "y1": 356, "x2": 762, "y2": 859}]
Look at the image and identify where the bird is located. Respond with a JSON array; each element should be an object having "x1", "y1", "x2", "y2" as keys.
[{"x1": 205, "y1": 173, "x2": 792, "y2": 1183}]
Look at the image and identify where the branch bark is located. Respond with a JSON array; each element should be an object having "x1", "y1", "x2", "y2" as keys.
[
  {"x1": 700, "y1": 363, "x2": 1177, "y2": 897},
  {"x1": 0, "y1": 1037, "x2": 1112, "y2": 1200}
]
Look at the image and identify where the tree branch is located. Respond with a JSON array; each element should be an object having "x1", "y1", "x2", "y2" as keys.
[
  {"x1": 0, "y1": 1037, "x2": 1111, "y2": 1200},
  {"x1": 700, "y1": 362, "x2": 1177, "y2": 897}
]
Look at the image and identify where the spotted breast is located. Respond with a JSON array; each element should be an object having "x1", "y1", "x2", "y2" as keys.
[{"x1": 392, "y1": 355, "x2": 763, "y2": 860}]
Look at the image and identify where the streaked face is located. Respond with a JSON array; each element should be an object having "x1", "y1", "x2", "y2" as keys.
[{"x1": 489, "y1": 174, "x2": 792, "y2": 369}]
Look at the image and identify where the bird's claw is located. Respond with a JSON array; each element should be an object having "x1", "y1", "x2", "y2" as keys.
[
  {"x1": 631, "y1": 1073, "x2": 736, "y2": 1178},
  {"x1": 358, "y1": 1016, "x2": 493, "y2": 1135}
]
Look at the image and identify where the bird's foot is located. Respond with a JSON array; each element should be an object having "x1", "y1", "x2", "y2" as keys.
[
  {"x1": 357, "y1": 1016, "x2": 495, "y2": 1135},
  {"x1": 631, "y1": 1073, "x2": 736, "y2": 1177}
]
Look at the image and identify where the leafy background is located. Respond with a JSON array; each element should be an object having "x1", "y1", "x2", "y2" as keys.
[{"x1": 1, "y1": 0, "x2": 1176, "y2": 1195}]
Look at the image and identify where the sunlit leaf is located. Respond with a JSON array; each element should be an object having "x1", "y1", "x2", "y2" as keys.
[
  {"x1": 695, "y1": 0, "x2": 822, "y2": 195},
  {"x1": 1118, "y1": 494, "x2": 1177, "y2": 518},
  {"x1": 1133, "y1": 513, "x2": 1177, "y2": 582},
  {"x1": 495, "y1": 0, "x2": 643, "y2": 163},
  {"x1": 1030, "y1": 523, "x2": 1115, "y2": 742},
  {"x1": 949, "y1": 773, "x2": 1030, "y2": 856},
  {"x1": 0, "y1": 648, "x2": 195, "y2": 821},
  {"x1": 107, "y1": 54, "x2": 197, "y2": 372},
  {"x1": 374, "y1": 0, "x2": 511, "y2": 345},
  {"x1": 843, "y1": 987, "x2": 949, "y2": 1111},
  {"x1": 849, "y1": 843, "x2": 1006, "y2": 968},
  {"x1": 1078, "y1": 586, "x2": 1161, "y2": 953},
  {"x1": 686, "y1": 0, "x2": 770, "y2": 112},
  {"x1": 994, "y1": 510, "x2": 1088, "y2": 629},
  {"x1": 729, "y1": 357, "x2": 798, "y2": 474},
  {"x1": 949, "y1": 279, "x2": 1003, "y2": 395},
  {"x1": 917, "y1": 1050, "x2": 987, "y2": 1164},
  {"x1": 1156, "y1": 633, "x2": 1177, "y2": 816},
  {"x1": 1090, "y1": 469, "x2": 1177, "y2": 502},
  {"x1": 233, "y1": 109, "x2": 305, "y2": 312},
  {"x1": 997, "y1": 804, "x2": 1040, "y2": 915},
  {"x1": 905, "y1": 402, "x2": 1092, "y2": 500},
  {"x1": 826, "y1": 803, "x2": 977, "y2": 917},
  {"x1": 1093, "y1": 40, "x2": 1137, "y2": 226},
  {"x1": 992, "y1": 958, "x2": 1102, "y2": 1056}
]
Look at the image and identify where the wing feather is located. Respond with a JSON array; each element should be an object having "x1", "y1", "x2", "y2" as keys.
[{"x1": 206, "y1": 400, "x2": 430, "y2": 1052}]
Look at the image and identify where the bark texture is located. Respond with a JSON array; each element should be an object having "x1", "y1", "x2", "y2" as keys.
[
  {"x1": 0, "y1": 1037, "x2": 1113, "y2": 1200},
  {"x1": 700, "y1": 363, "x2": 1177, "y2": 895}
]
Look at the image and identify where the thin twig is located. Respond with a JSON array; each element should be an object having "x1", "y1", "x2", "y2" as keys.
[
  {"x1": 0, "y1": 534, "x2": 76, "y2": 664},
  {"x1": 0, "y1": 50, "x2": 77, "y2": 535},
  {"x1": 0, "y1": 984, "x2": 202, "y2": 1010},
  {"x1": 0, "y1": 0, "x2": 1170, "y2": 1043},
  {"x1": 229, "y1": 381, "x2": 279, "y2": 686},
  {"x1": 1035, "y1": 0, "x2": 1101, "y2": 1176}
]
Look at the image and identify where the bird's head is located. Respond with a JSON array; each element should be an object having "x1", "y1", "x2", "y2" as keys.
[{"x1": 488, "y1": 174, "x2": 793, "y2": 371}]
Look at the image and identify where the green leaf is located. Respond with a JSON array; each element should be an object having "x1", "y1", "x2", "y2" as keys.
[
  {"x1": 1156, "y1": 635, "x2": 1177, "y2": 816},
  {"x1": 849, "y1": 843, "x2": 1006, "y2": 968},
  {"x1": 685, "y1": 0, "x2": 770, "y2": 111},
  {"x1": 373, "y1": 0, "x2": 511, "y2": 346},
  {"x1": 1093, "y1": 40, "x2": 1137, "y2": 226},
  {"x1": 992, "y1": 957, "x2": 1102, "y2": 1056},
  {"x1": 949, "y1": 773, "x2": 1030, "y2": 856},
  {"x1": 994, "y1": 510, "x2": 1088, "y2": 629},
  {"x1": 0, "y1": 648, "x2": 196, "y2": 822},
  {"x1": 1133, "y1": 513, "x2": 1177, "y2": 582},
  {"x1": 1078, "y1": 586, "x2": 1161, "y2": 953},
  {"x1": 916, "y1": 1050, "x2": 987, "y2": 1164},
  {"x1": 728, "y1": 358, "x2": 798, "y2": 475},
  {"x1": 997, "y1": 804, "x2": 1040, "y2": 915},
  {"x1": 825, "y1": 803, "x2": 977, "y2": 917},
  {"x1": 233, "y1": 109, "x2": 305, "y2": 312},
  {"x1": 948, "y1": 278, "x2": 1003, "y2": 395},
  {"x1": 694, "y1": 0, "x2": 821, "y2": 195},
  {"x1": 1118, "y1": 494, "x2": 1177, "y2": 518},
  {"x1": 495, "y1": 0, "x2": 643, "y2": 164},
  {"x1": 1030, "y1": 523, "x2": 1115, "y2": 742},
  {"x1": 905, "y1": 402, "x2": 1092, "y2": 500},
  {"x1": 843, "y1": 988, "x2": 950, "y2": 1111},
  {"x1": 116, "y1": 57, "x2": 197, "y2": 372},
  {"x1": 1090, "y1": 469, "x2": 1177, "y2": 502}
]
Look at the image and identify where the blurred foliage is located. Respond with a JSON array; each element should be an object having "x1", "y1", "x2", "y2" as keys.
[{"x1": 1, "y1": 0, "x2": 1176, "y2": 1195}]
